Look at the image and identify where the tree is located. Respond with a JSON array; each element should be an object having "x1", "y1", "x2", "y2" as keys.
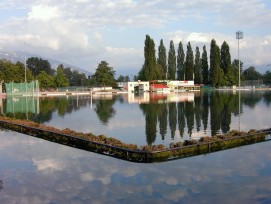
[
  {"x1": 26, "y1": 57, "x2": 54, "y2": 76},
  {"x1": 202, "y1": 45, "x2": 209, "y2": 84},
  {"x1": 36, "y1": 71, "x2": 55, "y2": 89},
  {"x1": 168, "y1": 40, "x2": 176, "y2": 80},
  {"x1": 117, "y1": 75, "x2": 125, "y2": 82},
  {"x1": 139, "y1": 35, "x2": 157, "y2": 80},
  {"x1": 263, "y1": 70, "x2": 271, "y2": 85},
  {"x1": 54, "y1": 67, "x2": 69, "y2": 87},
  {"x1": 155, "y1": 63, "x2": 163, "y2": 80},
  {"x1": 220, "y1": 41, "x2": 231, "y2": 75},
  {"x1": 117, "y1": 75, "x2": 130, "y2": 82},
  {"x1": 210, "y1": 39, "x2": 220, "y2": 87},
  {"x1": 63, "y1": 67, "x2": 73, "y2": 85},
  {"x1": 243, "y1": 66, "x2": 262, "y2": 80},
  {"x1": 94, "y1": 61, "x2": 117, "y2": 87},
  {"x1": 185, "y1": 42, "x2": 194, "y2": 80},
  {"x1": 157, "y1": 39, "x2": 167, "y2": 79},
  {"x1": 177, "y1": 41, "x2": 185, "y2": 80},
  {"x1": 0, "y1": 60, "x2": 32, "y2": 83},
  {"x1": 194, "y1": 46, "x2": 202, "y2": 84},
  {"x1": 223, "y1": 64, "x2": 238, "y2": 86},
  {"x1": 232, "y1": 59, "x2": 244, "y2": 74}
]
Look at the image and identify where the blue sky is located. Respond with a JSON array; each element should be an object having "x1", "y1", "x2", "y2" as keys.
[{"x1": 0, "y1": 0, "x2": 270, "y2": 76}]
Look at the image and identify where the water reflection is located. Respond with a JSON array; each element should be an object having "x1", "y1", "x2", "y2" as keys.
[
  {"x1": 0, "y1": 90, "x2": 271, "y2": 146},
  {"x1": 0, "y1": 130, "x2": 271, "y2": 203}
]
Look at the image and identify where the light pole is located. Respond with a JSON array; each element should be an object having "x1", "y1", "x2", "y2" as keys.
[
  {"x1": 236, "y1": 31, "x2": 243, "y2": 88},
  {"x1": 24, "y1": 41, "x2": 27, "y2": 82}
]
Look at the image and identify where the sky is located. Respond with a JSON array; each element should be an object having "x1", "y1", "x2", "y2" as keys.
[{"x1": 0, "y1": 0, "x2": 270, "y2": 77}]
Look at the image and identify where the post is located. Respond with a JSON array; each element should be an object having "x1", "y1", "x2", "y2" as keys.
[
  {"x1": 24, "y1": 42, "x2": 27, "y2": 82},
  {"x1": 236, "y1": 31, "x2": 244, "y2": 88}
]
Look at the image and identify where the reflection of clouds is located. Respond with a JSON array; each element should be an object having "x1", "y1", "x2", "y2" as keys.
[
  {"x1": 120, "y1": 167, "x2": 138, "y2": 177},
  {"x1": 2, "y1": 129, "x2": 271, "y2": 203},
  {"x1": 33, "y1": 158, "x2": 65, "y2": 172},
  {"x1": 163, "y1": 190, "x2": 187, "y2": 202},
  {"x1": 0, "y1": 130, "x2": 38, "y2": 149},
  {"x1": 165, "y1": 177, "x2": 178, "y2": 185},
  {"x1": 80, "y1": 172, "x2": 111, "y2": 185}
]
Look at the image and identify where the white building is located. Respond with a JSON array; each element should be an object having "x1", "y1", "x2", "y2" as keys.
[{"x1": 123, "y1": 81, "x2": 149, "y2": 93}]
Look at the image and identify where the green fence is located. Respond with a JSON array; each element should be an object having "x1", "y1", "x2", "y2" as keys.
[{"x1": 5, "y1": 80, "x2": 39, "y2": 97}]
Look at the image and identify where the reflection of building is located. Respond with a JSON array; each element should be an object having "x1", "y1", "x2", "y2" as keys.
[
  {"x1": 123, "y1": 92, "x2": 150, "y2": 104},
  {"x1": 123, "y1": 92, "x2": 194, "y2": 104}
]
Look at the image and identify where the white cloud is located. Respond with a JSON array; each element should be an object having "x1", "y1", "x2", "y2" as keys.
[
  {"x1": 28, "y1": 5, "x2": 60, "y2": 21},
  {"x1": 0, "y1": 0, "x2": 270, "y2": 74}
]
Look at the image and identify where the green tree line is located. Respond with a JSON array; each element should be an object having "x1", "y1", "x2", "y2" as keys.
[
  {"x1": 0, "y1": 57, "x2": 94, "y2": 90},
  {"x1": 137, "y1": 34, "x2": 271, "y2": 87}
]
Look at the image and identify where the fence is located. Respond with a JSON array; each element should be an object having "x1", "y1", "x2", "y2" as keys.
[{"x1": 5, "y1": 80, "x2": 39, "y2": 97}]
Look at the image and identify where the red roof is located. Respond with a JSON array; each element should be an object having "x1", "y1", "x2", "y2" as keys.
[{"x1": 151, "y1": 84, "x2": 168, "y2": 89}]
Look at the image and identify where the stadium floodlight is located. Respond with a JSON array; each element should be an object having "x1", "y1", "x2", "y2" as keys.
[{"x1": 236, "y1": 31, "x2": 243, "y2": 88}]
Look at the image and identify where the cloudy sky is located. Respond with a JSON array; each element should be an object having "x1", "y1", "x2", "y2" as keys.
[{"x1": 0, "y1": 0, "x2": 270, "y2": 76}]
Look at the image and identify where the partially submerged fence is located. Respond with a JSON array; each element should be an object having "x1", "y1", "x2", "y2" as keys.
[{"x1": 0, "y1": 117, "x2": 270, "y2": 163}]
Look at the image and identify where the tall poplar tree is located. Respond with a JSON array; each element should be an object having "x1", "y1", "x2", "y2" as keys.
[
  {"x1": 168, "y1": 40, "x2": 176, "y2": 80},
  {"x1": 185, "y1": 42, "x2": 194, "y2": 80},
  {"x1": 157, "y1": 39, "x2": 167, "y2": 79},
  {"x1": 202, "y1": 45, "x2": 209, "y2": 84},
  {"x1": 210, "y1": 39, "x2": 220, "y2": 87},
  {"x1": 177, "y1": 41, "x2": 185, "y2": 80},
  {"x1": 139, "y1": 35, "x2": 156, "y2": 80},
  {"x1": 220, "y1": 41, "x2": 231, "y2": 75},
  {"x1": 194, "y1": 46, "x2": 202, "y2": 84}
]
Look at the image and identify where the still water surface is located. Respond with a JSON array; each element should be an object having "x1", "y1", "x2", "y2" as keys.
[
  {"x1": 0, "y1": 130, "x2": 271, "y2": 203},
  {"x1": 1, "y1": 90, "x2": 271, "y2": 147},
  {"x1": 0, "y1": 91, "x2": 271, "y2": 203}
]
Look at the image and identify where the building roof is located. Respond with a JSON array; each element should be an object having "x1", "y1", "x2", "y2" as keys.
[{"x1": 150, "y1": 84, "x2": 168, "y2": 89}]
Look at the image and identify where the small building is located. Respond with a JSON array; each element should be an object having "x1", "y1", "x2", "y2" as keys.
[{"x1": 123, "y1": 81, "x2": 149, "y2": 93}]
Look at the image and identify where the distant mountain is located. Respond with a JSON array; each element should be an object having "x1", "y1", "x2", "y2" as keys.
[{"x1": 0, "y1": 51, "x2": 92, "y2": 76}]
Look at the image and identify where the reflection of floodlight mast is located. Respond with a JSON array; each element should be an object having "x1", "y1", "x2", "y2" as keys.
[{"x1": 236, "y1": 31, "x2": 243, "y2": 88}]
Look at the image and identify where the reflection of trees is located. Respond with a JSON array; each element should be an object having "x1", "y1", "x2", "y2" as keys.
[
  {"x1": 202, "y1": 92, "x2": 209, "y2": 132},
  {"x1": 95, "y1": 99, "x2": 116, "y2": 125},
  {"x1": 194, "y1": 96, "x2": 202, "y2": 131},
  {"x1": 242, "y1": 92, "x2": 262, "y2": 109},
  {"x1": 221, "y1": 94, "x2": 232, "y2": 133},
  {"x1": 210, "y1": 92, "x2": 221, "y2": 136},
  {"x1": 33, "y1": 98, "x2": 55, "y2": 123},
  {"x1": 56, "y1": 97, "x2": 70, "y2": 117},
  {"x1": 178, "y1": 102, "x2": 185, "y2": 137},
  {"x1": 169, "y1": 102, "x2": 177, "y2": 139},
  {"x1": 158, "y1": 103, "x2": 168, "y2": 140},
  {"x1": 4, "y1": 96, "x2": 99, "y2": 123},
  {"x1": 186, "y1": 102, "x2": 194, "y2": 137},
  {"x1": 263, "y1": 92, "x2": 271, "y2": 107},
  {"x1": 210, "y1": 92, "x2": 240, "y2": 135},
  {"x1": 140, "y1": 103, "x2": 158, "y2": 145}
]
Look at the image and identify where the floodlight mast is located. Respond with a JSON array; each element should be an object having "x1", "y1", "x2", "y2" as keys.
[{"x1": 236, "y1": 31, "x2": 243, "y2": 88}]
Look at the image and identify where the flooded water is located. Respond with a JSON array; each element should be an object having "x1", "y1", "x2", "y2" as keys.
[
  {"x1": 1, "y1": 90, "x2": 271, "y2": 147},
  {"x1": 0, "y1": 90, "x2": 271, "y2": 203},
  {"x1": 0, "y1": 129, "x2": 271, "y2": 203}
]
